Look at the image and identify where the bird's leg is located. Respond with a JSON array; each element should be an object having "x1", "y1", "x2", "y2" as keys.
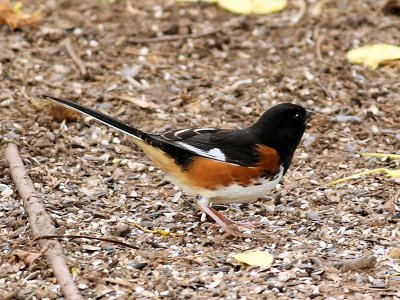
[
  {"x1": 206, "y1": 206, "x2": 262, "y2": 228},
  {"x1": 195, "y1": 197, "x2": 230, "y2": 229},
  {"x1": 196, "y1": 197, "x2": 260, "y2": 235}
]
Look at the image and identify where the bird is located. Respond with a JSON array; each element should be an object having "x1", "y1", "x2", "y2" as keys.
[{"x1": 41, "y1": 94, "x2": 311, "y2": 235}]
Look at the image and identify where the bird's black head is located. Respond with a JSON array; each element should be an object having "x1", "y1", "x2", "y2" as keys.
[{"x1": 250, "y1": 103, "x2": 311, "y2": 172}]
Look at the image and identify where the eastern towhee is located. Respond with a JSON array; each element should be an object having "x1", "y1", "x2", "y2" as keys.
[{"x1": 41, "y1": 94, "x2": 311, "y2": 235}]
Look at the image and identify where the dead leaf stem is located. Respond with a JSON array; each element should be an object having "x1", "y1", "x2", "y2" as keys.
[{"x1": 64, "y1": 38, "x2": 87, "y2": 78}]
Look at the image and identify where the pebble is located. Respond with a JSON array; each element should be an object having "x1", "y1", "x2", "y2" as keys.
[
  {"x1": 73, "y1": 28, "x2": 83, "y2": 35},
  {"x1": 78, "y1": 283, "x2": 88, "y2": 290}
]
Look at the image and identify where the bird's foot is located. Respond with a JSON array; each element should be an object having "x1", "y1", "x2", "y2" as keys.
[{"x1": 196, "y1": 198, "x2": 262, "y2": 237}]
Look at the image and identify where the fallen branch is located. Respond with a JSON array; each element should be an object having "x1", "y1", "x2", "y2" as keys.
[
  {"x1": 64, "y1": 38, "x2": 87, "y2": 78},
  {"x1": 5, "y1": 143, "x2": 83, "y2": 300},
  {"x1": 128, "y1": 27, "x2": 222, "y2": 44}
]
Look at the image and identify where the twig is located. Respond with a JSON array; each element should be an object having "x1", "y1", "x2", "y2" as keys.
[
  {"x1": 64, "y1": 38, "x2": 87, "y2": 78},
  {"x1": 315, "y1": 34, "x2": 324, "y2": 62},
  {"x1": 5, "y1": 143, "x2": 84, "y2": 300},
  {"x1": 35, "y1": 235, "x2": 139, "y2": 250},
  {"x1": 128, "y1": 27, "x2": 222, "y2": 44},
  {"x1": 314, "y1": 28, "x2": 337, "y2": 67}
]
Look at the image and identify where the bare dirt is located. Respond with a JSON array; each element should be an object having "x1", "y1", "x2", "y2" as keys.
[{"x1": 0, "y1": 0, "x2": 399, "y2": 299}]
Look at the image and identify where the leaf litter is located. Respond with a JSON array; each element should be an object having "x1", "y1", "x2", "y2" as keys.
[{"x1": 0, "y1": 0, "x2": 399, "y2": 299}]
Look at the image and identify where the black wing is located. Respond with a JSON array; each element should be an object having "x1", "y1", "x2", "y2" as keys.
[{"x1": 149, "y1": 127, "x2": 261, "y2": 167}]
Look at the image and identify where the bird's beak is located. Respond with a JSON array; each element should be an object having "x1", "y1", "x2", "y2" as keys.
[{"x1": 305, "y1": 110, "x2": 314, "y2": 124}]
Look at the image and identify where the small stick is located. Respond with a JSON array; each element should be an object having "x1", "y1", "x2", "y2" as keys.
[
  {"x1": 64, "y1": 38, "x2": 87, "y2": 77},
  {"x1": 5, "y1": 143, "x2": 84, "y2": 300},
  {"x1": 35, "y1": 235, "x2": 139, "y2": 250},
  {"x1": 128, "y1": 27, "x2": 222, "y2": 44}
]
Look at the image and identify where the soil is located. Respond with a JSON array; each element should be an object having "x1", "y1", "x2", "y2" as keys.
[{"x1": 0, "y1": 0, "x2": 399, "y2": 299}]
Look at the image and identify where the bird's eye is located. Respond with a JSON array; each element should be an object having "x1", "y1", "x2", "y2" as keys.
[{"x1": 293, "y1": 112, "x2": 302, "y2": 121}]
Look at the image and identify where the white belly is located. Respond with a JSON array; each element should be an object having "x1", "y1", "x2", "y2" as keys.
[{"x1": 168, "y1": 167, "x2": 284, "y2": 205}]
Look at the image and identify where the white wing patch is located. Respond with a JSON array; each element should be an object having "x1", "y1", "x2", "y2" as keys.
[
  {"x1": 207, "y1": 148, "x2": 226, "y2": 161},
  {"x1": 175, "y1": 142, "x2": 226, "y2": 161}
]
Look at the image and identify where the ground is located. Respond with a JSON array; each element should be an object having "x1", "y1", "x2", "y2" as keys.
[{"x1": 0, "y1": 0, "x2": 400, "y2": 299}]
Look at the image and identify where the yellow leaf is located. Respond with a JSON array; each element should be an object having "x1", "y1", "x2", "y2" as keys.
[
  {"x1": 218, "y1": 0, "x2": 287, "y2": 14},
  {"x1": 234, "y1": 250, "x2": 273, "y2": 268},
  {"x1": 386, "y1": 169, "x2": 400, "y2": 178},
  {"x1": 329, "y1": 152, "x2": 400, "y2": 186},
  {"x1": 361, "y1": 153, "x2": 400, "y2": 160},
  {"x1": 346, "y1": 44, "x2": 400, "y2": 69},
  {"x1": 329, "y1": 168, "x2": 400, "y2": 187}
]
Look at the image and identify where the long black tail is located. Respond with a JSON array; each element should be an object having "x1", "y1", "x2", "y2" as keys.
[{"x1": 41, "y1": 94, "x2": 148, "y2": 141}]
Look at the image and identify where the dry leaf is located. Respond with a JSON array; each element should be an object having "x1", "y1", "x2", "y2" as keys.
[
  {"x1": 48, "y1": 104, "x2": 81, "y2": 122},
  {"x1": 32, "y1": 98, "x2": 81, "y2": 122},
  {"x1": 14, "y1": 249, "x2": 42, "y2": 271},
  {"x1": 234, "y1": 249, "x2": 273, "y2": 268},
  {"x1": 0, "y1": 1, "x2": 41, "y2": 30},
  {"x1": 346, "y1": 44, "x2": 400, "y2": 69}
]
